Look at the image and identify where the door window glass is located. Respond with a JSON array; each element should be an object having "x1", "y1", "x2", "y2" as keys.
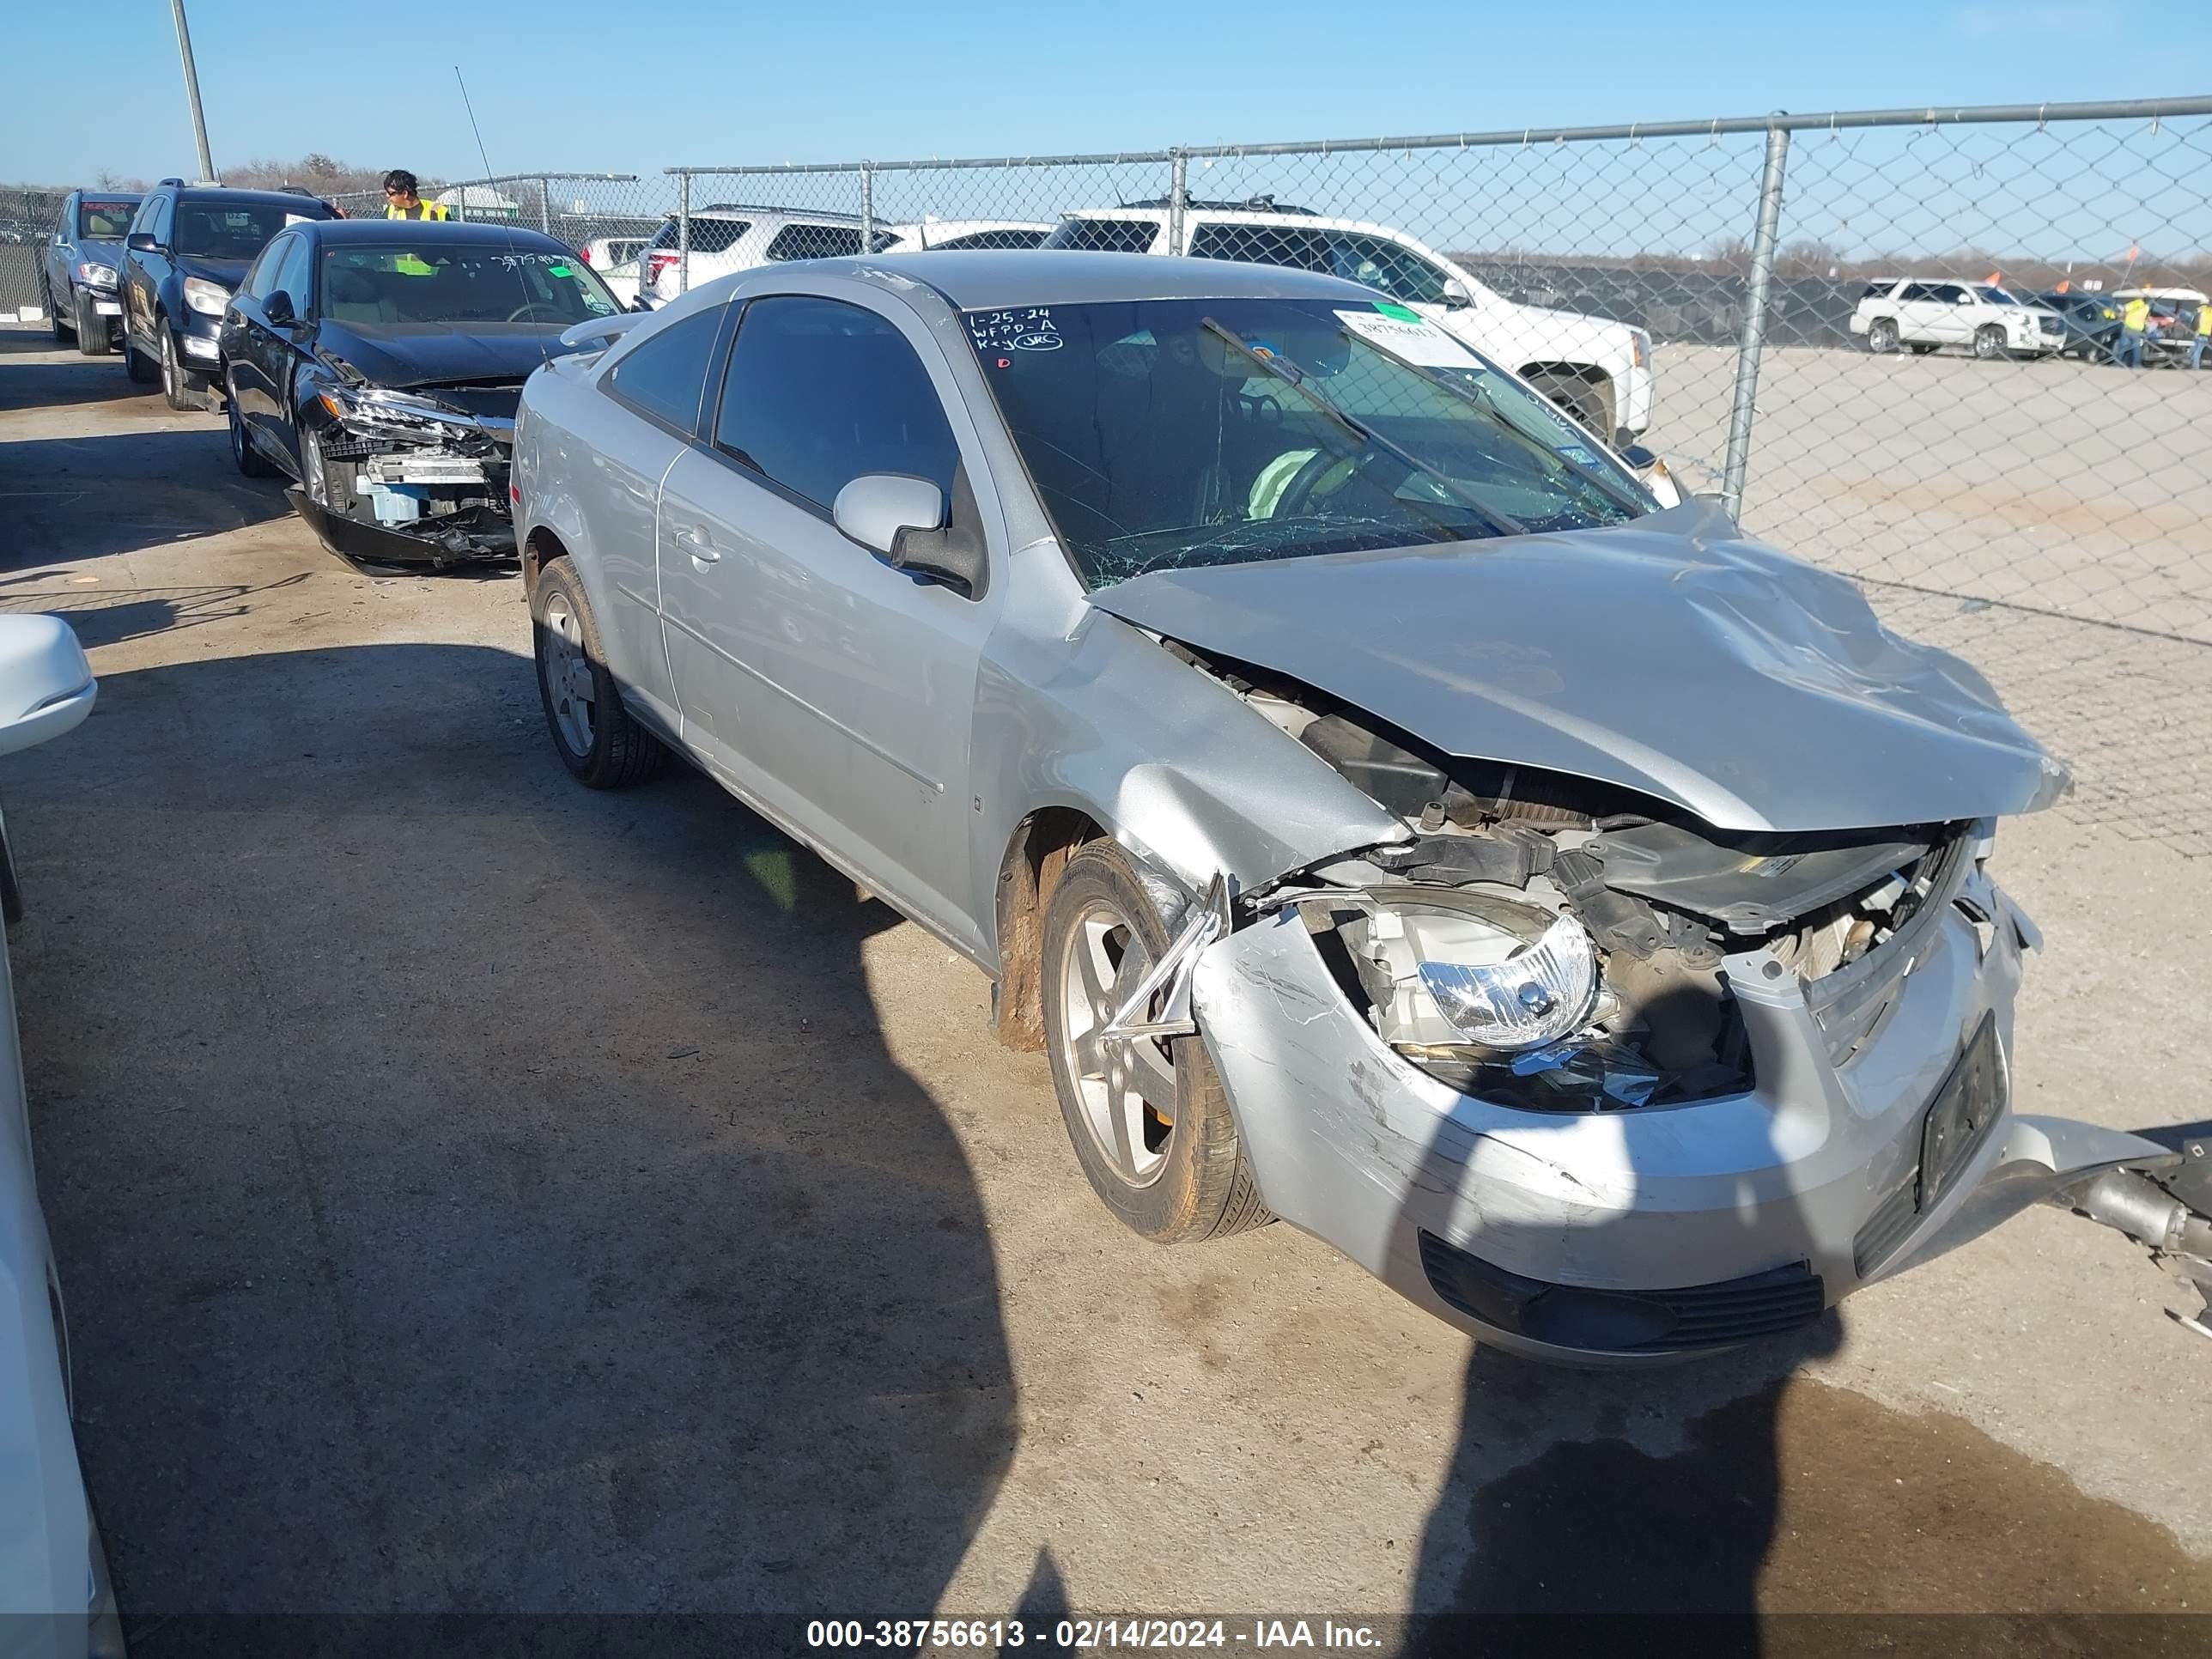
[
  {"x1": 763, "y1": 223, "x2": 865, "y2": 261},
  {"x1": 1189, "y1": 222, "x2": 1329, "y2": 271},
  {"x1": 243, "y1": 234, "x2": 289, "y2": 300},
  {"x1": 714, "y1": 295, "x2": 957, "y2": 510},
  {"x1": 1324, "y1": 234, "x2": 1450, "y2": 304},
  {"x1": 603, "y1": 305, "x2": 726, "y2": 434}
]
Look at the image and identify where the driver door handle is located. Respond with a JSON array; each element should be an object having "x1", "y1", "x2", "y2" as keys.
[{"x1": 672, "y1": 525, "x2": 721, "y2": 566}]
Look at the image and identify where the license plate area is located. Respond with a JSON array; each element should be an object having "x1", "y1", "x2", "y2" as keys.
[
  {"x1": 94, "y1": 301, "x2": 121, "y2": 315},
  {"x1": 1918, "y1": 1012, "x2": 2004, "y2": 1212},
  {"x1": 363, "y1": 455, "x2": 485, "y2": 486}
]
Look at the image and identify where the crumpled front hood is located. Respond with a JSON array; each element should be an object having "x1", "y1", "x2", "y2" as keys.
[
  {"x1": 315, "y1": 322, "x2": 562, "y2": 392},
  {"x1": 1085, "y1": 501, "x2": 2069, "y2": 834}
]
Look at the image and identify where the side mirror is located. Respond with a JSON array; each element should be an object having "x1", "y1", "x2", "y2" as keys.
[
  {"x1": 264, "y1": 289, "x2": 295, "y2": 326},
  {"x1": 0, "y1": 615, "x2": 96, "y2": 759},
  {"x1": 833, "y1": 474, "x2": 987, "y2": 597},
  {"x1": 126, "y1": 232, "x2": 157, "y2": 253},
  {"x1": 1441, "y1": 277, "x2": 1473, "y2": 309}
]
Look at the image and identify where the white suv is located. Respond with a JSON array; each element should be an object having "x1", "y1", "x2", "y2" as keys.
[
  {"x1": 1043, "y1": 200, "x2": 1654, "y2": 441},
  {"x1": 640, "y1": 206, "x2": 896, "y2": 304},
  {"x1": 1849, "y1": 279, "x2": 2064, "y2": 359}
]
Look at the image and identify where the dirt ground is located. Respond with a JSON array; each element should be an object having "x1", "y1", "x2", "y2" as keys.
[{"x1": 1, "y1": 327, "x2": 2208, "y2": 1650}]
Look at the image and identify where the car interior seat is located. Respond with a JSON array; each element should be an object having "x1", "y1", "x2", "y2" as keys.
[{"x1": 325, "y1": 266, "x2": 397, "y2": 325}]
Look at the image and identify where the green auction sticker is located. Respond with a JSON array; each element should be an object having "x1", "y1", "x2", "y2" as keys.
[
  {"x1": 1374, "y1": 301, "x2": 1423, "y2": 322},
  {"x1": 548, "y1": 263, "x2": 574, "y2": 277}
]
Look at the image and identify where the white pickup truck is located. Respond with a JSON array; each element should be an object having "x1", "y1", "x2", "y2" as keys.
[{"x1": 1043, "y1": 200, "x2": 1655, "y2": 444}]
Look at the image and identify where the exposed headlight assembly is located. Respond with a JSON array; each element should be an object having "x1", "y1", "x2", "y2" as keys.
[
  {"x1": 182, "y1": 276, "x2": 230, "y2": 316},
  {"x1": 1343, "y1": 888, "x2": 1601, "y2": 1053},
  {"x1": 315, "y1": 385, "x2": 498, "y2": 445},
  {"x1": 76, "y1": 261, "x2": 118, "y2": 289}
]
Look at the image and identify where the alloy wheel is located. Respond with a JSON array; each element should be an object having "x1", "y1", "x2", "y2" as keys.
[
  {"x1": 1054, "y1": 897, "x2": 1177, "y2": 1188},
  {"x1": 226, "y1": 376, "x2": 246, "y2": 463},
  {"x1": 539, "y1": 591, "x2": 597, "y2": 759}
]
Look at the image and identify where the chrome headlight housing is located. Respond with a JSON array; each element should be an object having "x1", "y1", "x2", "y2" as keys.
[
  {"x1": 76, "y1": 261, "x2": 118, "y2": 289},
  {"x1": 1344, "y1": 888, "x2": 1601, "y2": 1054},
  {"x1": 182, "y1": 276, "x2": 230, "y2": 316}
]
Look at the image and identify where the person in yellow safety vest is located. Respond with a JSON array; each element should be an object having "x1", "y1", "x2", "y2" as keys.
[
  {"x1": 2192, "y1": 301, "x2": 2211, "y2": 372},
  {"x1": 2115, "y1": 295, "x2": 2150, "y2": 369},
  {"x1": 382, "y1": 169, "x2": 451, "y2": 222}
]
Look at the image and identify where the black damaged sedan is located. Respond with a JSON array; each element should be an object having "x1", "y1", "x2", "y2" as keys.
[{"x1": 218, "y1": 220, "x2": 628, "y2": 568}]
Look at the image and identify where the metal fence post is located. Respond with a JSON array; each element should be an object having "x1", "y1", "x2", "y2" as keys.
[
  {"x1": 672, "y1": 173, "x2": 690, "y2": 296},
  {"x1": 538, "y1": 177, "x2": 551, "y2": 235},
  {"x1": 859, "y1": 164, "x2": 875, "y2": 254},
  {"x1": 678, "y1": 173, "x2": 692, "y2": 295},
  {"x1": 1167, "y1": 150, "x2": 1188, "y2": 255},
  {"x1": 1719, "y1": 123, "x2": 1790, "y2": 518}
]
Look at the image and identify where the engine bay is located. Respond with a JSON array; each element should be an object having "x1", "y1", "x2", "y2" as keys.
[{"x1": 1179, "y1": 642, "x2": 1965, "y2": 1112}]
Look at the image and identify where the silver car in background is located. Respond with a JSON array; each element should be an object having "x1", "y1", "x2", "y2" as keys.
[{"x1": 511, "y1": 252, "x2": 2205, "y2": 1364}]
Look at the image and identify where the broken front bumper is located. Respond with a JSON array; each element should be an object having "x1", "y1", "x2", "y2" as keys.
[{"x1": 1190, "y1": 880, "x2": 2172, "y2": 1364}]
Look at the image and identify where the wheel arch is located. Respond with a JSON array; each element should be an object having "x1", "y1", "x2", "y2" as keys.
[{"x1": 991, "y1": 804, "x2": 1107, "y2": 1051}]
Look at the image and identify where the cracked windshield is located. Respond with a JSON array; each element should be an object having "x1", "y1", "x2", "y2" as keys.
[{"x1": 966, "y1": 296, "x2": 1653, "y2": 586}]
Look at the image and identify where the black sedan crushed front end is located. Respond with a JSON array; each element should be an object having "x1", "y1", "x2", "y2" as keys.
[{"x1": 296, "y1": 382, "x2": 520, "y2": 568}]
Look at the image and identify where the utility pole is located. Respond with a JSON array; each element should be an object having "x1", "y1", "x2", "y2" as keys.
[{"x1": 168, "y1": 0, "x2": 216, "y2": 183}]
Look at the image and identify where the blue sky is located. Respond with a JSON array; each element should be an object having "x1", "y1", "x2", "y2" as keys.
[{"x1": 1, "y1": 0, "x2": 2203, "y2": 186}]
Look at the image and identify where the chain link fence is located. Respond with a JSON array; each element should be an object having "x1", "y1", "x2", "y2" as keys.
[
  {"x1": 661, "y1": 100, "x2": 2212, "y2": 855},
  {"x1": 7, "y1": 100, "x2": 2210, "y2": 850}
]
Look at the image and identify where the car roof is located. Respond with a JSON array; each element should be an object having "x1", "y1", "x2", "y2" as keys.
[
  {"x1": 295, "y1": 219, "x2": 572, "y2": 249},
  {"x1": 821, "y1": 250, "x2": 1389, "y2": 309},
  {"x1": 694, "y1": 204, "x2": 865, "y2": 224},
  {"x1": 75, "y1": 189, "x2": 143, "y2": 203},
  {"x1": 163, "y1": 185, "x2": 338, "y2": 212}
]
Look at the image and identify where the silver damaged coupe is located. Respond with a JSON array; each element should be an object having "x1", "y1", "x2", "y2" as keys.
[{"x1": 512, "y1": 252, "x2": 2208, "y2": 1364}]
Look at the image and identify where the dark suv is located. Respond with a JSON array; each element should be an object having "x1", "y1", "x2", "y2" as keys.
[
  {"x1": 119, "y1": 180, "x2": 334, "y2": 410},
  {"x1": 40, "y1": 189, "x2": 143, "y2": 356}
]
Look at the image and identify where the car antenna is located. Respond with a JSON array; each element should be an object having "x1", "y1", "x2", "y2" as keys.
[{"x1": 453, "y1": 65, "x2": 550, "y2": 365}]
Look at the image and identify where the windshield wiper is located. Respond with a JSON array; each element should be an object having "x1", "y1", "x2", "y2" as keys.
[
  {"x1": 1343, "y1": 327, "x2": 1650, "y2": 519},
  {"x1": 1198, "y1": 318, "x2": 1525, "y2": 540}
]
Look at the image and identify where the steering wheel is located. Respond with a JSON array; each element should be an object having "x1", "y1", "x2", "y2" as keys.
[
  {"x1": 506, "y1": 301, "x2": 568, "y2": 324},
  {"x1": 1276, "y1": 446, "x2": 1378, "y2": 518}
]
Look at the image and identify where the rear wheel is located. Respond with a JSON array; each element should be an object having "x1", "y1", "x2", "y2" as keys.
[
  {"x1": 75, "y1": 293, "x2": 111, "y2": 356},
  {"x1": 532, "y1": 557, "x2": 667, "y2": 789},
  {"x1": 1973, "y1": 325, "x2": 2007, "y2": 361},
  {"x1": 1042, "y1": 840, "x2": 1270, "y2": 1244},
  {"x1": 1867, "y1": 319, "x2": 1899, "y2": 353}
]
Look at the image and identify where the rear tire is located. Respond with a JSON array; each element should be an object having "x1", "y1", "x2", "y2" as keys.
[
  {"x1": 76, "y1": 293, "x2": 111, "y2": 356},
  {"x1": 1867, "y1": 319, "x2": 1899, "y2": 353},
  {"x1": 1042, "y1": 839, "x2": 1271, "y2": 1244},
  {"x1": 532, "y1": 557, "x2": 667, "y2": 789}
]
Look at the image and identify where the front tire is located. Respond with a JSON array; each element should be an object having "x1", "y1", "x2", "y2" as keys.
[
  {"x1": 224, "y1": 372, "x2": 275, "y2": 477},
  {"x1": 46, "y1": 285, "x2": 70, "y2": 341},
  {"x1": 76, "y1": 292, "x2": 111, "y2": 356},
  {"x1": 1042, "y1": 840, "x2": 1270, "y2": 1244},
  {"x1": 1524, "y1": 370, "x2": 1613, "y2": 443},
  {"x1": 532, "y1": 557, "x2": 667, "y2": 789},
  {"x1": 159, "y1": 327, "x2": 204, "y2": 411},
  {"x1": 1973, "y1": 325, "x2": 2007, "y2": 361}
]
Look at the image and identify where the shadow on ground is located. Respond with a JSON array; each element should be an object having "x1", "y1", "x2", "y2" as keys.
[
  {"x1": 3, "y1": 641, "x2": 1016, "y2": 1645},
  {"x1": 0, "y1": 431, "x2": 290, "y2": 565},
  {"x1": 0, "y1": 346, "x2": 154, "y2": 411}
]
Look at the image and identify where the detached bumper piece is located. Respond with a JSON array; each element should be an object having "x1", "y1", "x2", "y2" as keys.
[{"x1": 1419, "y1": 1231, "x2": 1825, "y2": 1355}]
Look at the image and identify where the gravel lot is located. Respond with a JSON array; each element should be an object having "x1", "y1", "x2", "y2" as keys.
[{"x1": 2, "y1": 327, "x2": 2208, "y2": 1649}]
